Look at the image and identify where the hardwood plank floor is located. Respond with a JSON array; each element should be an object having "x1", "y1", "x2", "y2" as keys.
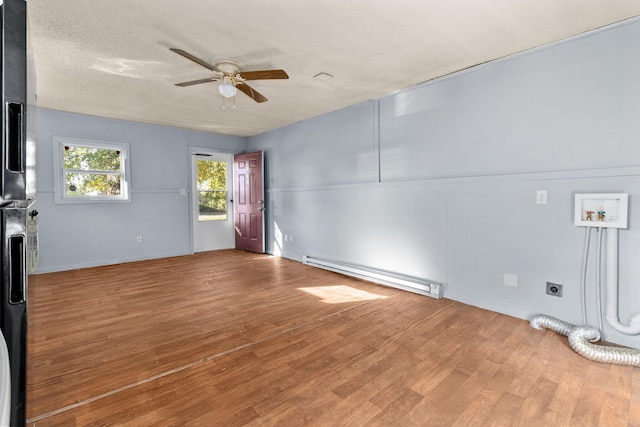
[{"x1": 27, "y1": 250, "x2": 638, "y2": 426}]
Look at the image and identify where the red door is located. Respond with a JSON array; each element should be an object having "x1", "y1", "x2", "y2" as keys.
[{"x1": 233, "y1": 151, "x2": 265, "y2": 253}]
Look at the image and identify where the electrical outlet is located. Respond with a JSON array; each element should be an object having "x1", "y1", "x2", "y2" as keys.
[
  {"x1": 546, "y1": 281, "x2": 563, "y2": 297},
  {"x1": 136, "y1": 235, "x2": 143, "y2": 243},
  {"x1": 536, "y1": 190, "x2": 548, "y2": 205}
]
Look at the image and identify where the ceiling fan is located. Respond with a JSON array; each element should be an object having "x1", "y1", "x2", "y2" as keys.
[{"x1": 170, "y1": 48, "x2": 288, "y2": 103}]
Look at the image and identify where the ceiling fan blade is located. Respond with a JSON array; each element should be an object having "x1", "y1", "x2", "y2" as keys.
[
  {"x1": 174, "y1": 77, "x2": 219, "y2": 87},
  {"x1": 236, "y1": 82, "x2": 268, "y2": 103},
  {"x1": 237, "y1": 69, "x2": 289, "y2": 80},
  {"x1": 170, "y1": 48, "x2": 222, "y2": 73}
]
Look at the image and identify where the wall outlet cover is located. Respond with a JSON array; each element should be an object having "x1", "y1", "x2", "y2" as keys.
[
  {"x1": 536, "y1": 190, "x2": 548, "y2": 205},
  {"x1": 504, "y1": 273, "x2": 518, "y2": 287},
  {"x1": 546, "y1": 282, "x2": 563, "y2": 297}
]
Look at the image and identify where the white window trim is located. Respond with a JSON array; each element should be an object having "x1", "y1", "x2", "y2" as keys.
[{"x1": 53, "y1": 136, "x2": 131, "y2": 204}]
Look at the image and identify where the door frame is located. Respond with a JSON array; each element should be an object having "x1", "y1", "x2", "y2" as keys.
[{"x1": 188, "y1": 147, "x2": 236, "y2": 254}]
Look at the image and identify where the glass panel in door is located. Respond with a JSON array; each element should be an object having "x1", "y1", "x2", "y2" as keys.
[{"x1": 197, "y1": 160, "x2": 228, "y2": 221}]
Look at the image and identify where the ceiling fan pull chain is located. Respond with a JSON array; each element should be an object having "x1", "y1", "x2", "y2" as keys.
[{"x1": 221, "y1": 95, "x2": 237, "y2": 110}]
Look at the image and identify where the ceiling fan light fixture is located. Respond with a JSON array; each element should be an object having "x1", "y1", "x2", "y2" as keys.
[{"x1": 218, "y1": 76, "x2": 237, "y2": 98}]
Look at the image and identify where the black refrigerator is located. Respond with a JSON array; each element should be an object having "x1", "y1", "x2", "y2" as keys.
[{"x1": 1, "y1": 0, "x2": 35, "y2": 425}]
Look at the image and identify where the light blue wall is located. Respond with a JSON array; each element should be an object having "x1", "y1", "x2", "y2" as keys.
[
  {"x1": 248, "y1": 18, "x2": 640, "y2": 348},
  {"x1": 35, "y1": 109, "x2": 246, "y2": 272}
]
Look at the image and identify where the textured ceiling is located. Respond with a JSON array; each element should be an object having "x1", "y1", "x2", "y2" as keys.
[{"x1": 28, "y1": 1, "x2": 640, "y2": 137}]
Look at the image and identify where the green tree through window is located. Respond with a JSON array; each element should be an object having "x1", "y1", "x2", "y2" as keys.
[
  {"x1": 53, "y1": 137, "x2": 130, "y2": 204},
  {"x1": 197, "y1": 160, "x2": 228, "y2": 220},
  {"x1": 64, "y1": 145, "x2": 123, "y2": 196}
]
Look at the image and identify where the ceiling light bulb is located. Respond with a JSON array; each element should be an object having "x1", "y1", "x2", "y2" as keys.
[{"x1": 218, "y1": 76, "x2": 237, "y2": 98}]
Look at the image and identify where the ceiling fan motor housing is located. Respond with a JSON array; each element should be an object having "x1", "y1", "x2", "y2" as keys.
[{"x1": 216, "y1": 60, "x2": 240, "y2": 75}]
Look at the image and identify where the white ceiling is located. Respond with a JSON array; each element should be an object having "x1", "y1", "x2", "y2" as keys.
[{"x1": 28, "y1": 1, "x2": 640, "y2": 137}]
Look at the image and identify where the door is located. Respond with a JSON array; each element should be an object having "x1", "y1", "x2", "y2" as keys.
[
  {"x1": 233, "y1": 151, "x2": 265, "y2": 253},
  {"x1": 192, "y1": 153, "x2": 234, "y2": 252}
]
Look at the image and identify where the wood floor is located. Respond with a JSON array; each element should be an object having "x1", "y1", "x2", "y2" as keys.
[{"x1": 27, "y1": 250, "x2": 639, "y2": 426}]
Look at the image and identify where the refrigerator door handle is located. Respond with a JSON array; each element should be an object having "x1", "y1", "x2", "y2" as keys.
[
  {"x1": 5, "y1": 102, "x2": 24, "y2": 173},
  {"x1": 8, "y1": 235, "x2": 26, "y2": 305}
]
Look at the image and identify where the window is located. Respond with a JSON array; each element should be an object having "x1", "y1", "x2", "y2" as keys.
[
  {"x1": 53, "y1": 137, "x2": 131, "y2": 204},
  {"x1": 196, "y1": 159, "x2": 228, "y2": 221}
]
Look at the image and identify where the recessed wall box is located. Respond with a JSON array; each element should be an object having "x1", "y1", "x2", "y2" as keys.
[{"x1": 574, "y1": 193, "x2": 628, "y2": 229}]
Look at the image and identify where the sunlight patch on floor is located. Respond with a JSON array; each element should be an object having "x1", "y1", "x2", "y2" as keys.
[{"x1": 298, "y1": 285, "x2": 387, "y2": 304}]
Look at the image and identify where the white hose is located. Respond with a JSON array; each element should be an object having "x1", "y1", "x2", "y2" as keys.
[
  {"x1": 530, "y1": 314, "x2": 640, "y2": 367},
  {"x1": 595, "y1": 228, "x2": 604, "y2": 334},
  {"x1": 604, "y1": 228, "x2": 640, "y2": 334},
  {"x1": 579, "y1": 227, "x2": 591, "y2": 325}
]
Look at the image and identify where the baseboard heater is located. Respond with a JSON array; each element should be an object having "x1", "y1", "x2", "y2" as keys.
[{"x1": 302, "y1": 255, "x2": 443, "y2": 299}]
